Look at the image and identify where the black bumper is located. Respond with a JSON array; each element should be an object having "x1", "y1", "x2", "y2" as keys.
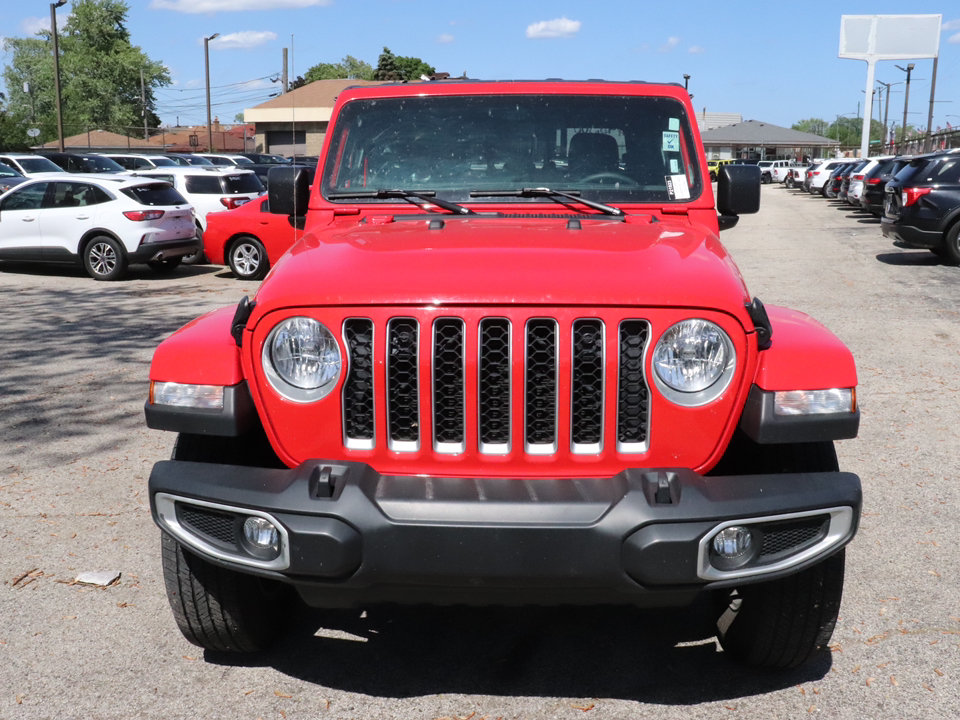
[
  {"x1": 149, "y1": 459, "x2": 861, "y2": 608},
  {"x1": 128, "y1": 236, "x2": 201, "y2": 263},
  {"x1": 881, "y1": 218, "x2": 942, "y2": 249}
]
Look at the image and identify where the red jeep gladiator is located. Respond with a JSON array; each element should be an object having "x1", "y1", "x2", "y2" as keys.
[{"x1": 145, "y1": 80, "x2": 861, "y2": 668}]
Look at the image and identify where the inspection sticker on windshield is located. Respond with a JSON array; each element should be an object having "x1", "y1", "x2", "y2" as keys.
[
  {"x1": 665, "y1": 174, "x2": 690, "y2": 200},
  {"x1": 662, "y1": 131, "x2": 680, "y2": 152}
]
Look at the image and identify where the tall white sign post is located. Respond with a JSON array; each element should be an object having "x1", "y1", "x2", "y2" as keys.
[{"x1": 839, "y1": 15, "x2": 941, "y2": 159}]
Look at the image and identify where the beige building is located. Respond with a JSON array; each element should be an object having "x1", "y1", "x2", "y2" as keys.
[{"x1": 244, "y1": 78, "x2": 386, "y2": 157}]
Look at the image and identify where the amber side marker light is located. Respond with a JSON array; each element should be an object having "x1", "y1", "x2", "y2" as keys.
[
  {"x1": 149, "y1": 381, "x2": 224, "y2": 410},
  {"x1": 773, "y1": 388, "x2": 856, "y2": 416}
]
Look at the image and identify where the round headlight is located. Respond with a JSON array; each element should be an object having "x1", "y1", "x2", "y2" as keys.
[
  {"x1": 652, "y1": 319, "x2": 735, "y2": 404},
  {"x1": 263, "y1": 317, "x2": 341, "y2": 402}
]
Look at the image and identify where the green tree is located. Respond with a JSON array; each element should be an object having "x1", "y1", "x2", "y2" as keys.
[
  {"x1": 302, "y1": 55, "x2": 374, "y2": 83},
  {"x1": 395, "y1": 54, "x2": 435, "y2": 82},
  {"x1": 2, "y1": 0, "x2": 170, "y2": 144},
  {"x1": 825, "y1": 117, "x2": 885, "y2": 146},
  {"x1": 374, "y1": 47, "x2": 402, "y2": 81},
  {"x1": 792, "y1": 118, "x2": 830, "y2": 137}
]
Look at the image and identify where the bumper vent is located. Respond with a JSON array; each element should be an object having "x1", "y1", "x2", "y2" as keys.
[
  {"x1": 760, "y1": 517, "x2": 828, "y2": 558},
  {"x1": 179, "y1": 504, "x2": 236, "y2": 546}
]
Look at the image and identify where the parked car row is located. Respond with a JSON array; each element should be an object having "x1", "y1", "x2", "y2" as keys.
[{"x1": 781, "y1": 150, "x2": 960, "y2": 264}]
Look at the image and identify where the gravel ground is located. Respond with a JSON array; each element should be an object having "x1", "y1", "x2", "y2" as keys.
[{"x1": 1, "y1": 185, "x2": 958, "y2": 719}]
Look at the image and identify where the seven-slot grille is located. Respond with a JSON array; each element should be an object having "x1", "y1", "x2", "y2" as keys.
[{"x1": 342, "y1": 316, "x2": 650, "y2": 455}]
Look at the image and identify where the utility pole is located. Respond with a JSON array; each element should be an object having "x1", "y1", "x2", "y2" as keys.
[
  {"x1": 896, "y1": 63, "x2": 915, "y2": 153},
  {"x1": 282, "y1": 48, "x2": 288, "y2": 94},
  {"x1": 925, "y1": 56, "x2": 939, "y2": 153},
  {"x1": 51, "y1": 0, "x2": 68, "y2": 152},
  {"x1": 140, "y1": 68, "x2": 148, "y2": 140},
  {"x1": 204, "y1": 33, "x2": 219, "y2": 152},
  {"x1": 878, "y1": 81, "x2": 892, "y2": 153}
]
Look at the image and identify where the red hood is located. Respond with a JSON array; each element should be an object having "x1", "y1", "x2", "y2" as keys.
[{"x1": 251, "y1": 214, "x2": 752, "y2": 322}]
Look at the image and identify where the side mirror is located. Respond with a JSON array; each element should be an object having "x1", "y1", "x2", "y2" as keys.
[
  {"x1": 267, "y1": 166, "x2": 313, "y2": 217},
  {"x1": 716, "y1": 164, "x2": 761, "y2": 218}
]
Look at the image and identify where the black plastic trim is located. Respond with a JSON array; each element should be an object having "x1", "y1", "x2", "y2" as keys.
[
  {"x1": 739, "y1": 385, "x2": 860, "y2": 444},
  {"x1": 149, "y1": 457, "x2": 861, "y2": 607},
  {"x1": 127, "y1": 236, "x2": 201, "y2": 263},
  {"x1": 144, "y1": 382, "x2": 256, "y2": 437}
]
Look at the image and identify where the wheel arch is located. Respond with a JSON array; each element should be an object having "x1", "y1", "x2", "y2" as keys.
[{"x1": 78, "y1": 228, "x2": 125, "y2": 260}]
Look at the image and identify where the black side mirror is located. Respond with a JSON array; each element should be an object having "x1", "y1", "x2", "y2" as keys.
[
  {"x1": 267, "y1": 166, "x2": 313, "y2": 217},
  {"x1": 717, "y1": 164, "x2": 761, "y2": 214}
]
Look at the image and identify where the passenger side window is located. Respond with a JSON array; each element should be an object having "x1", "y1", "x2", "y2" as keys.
[
  {"x1": 931, "y1": 160, "x2": 960, "y2": 183},
  {"x1": 52, "y1": 182, "x2": 99, "y2": 208},
  {"x1": 1, "y1": 182, "x2": 49, "y2": 211}
]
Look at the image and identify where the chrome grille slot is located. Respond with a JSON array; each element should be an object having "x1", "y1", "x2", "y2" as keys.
[
  {"x1": 342, "y1": 318, "x2": 375, "y2": 449},
  {"x1": 617, "y1": 320, "x2": 650, "y2": 452},
  {"x1": 432, "y1": 318, "x2": 466, "y2": 453},
  {"x1": 386, "y1": 317, "x2": 420, "y2": 451},
  {"x1": 571, "y1": 319, "x2": 604, "y2": 453},
  {"x1": 524, "y1": 319, "x2": 558, "y2": 454},
  {"x1": 478, "y1": 318, "x2": 511, "y2": 454}
]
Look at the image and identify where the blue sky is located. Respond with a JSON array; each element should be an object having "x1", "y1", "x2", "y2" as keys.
[{"x1": 2, "y1": 1, "x2": 959, "y2": 133}]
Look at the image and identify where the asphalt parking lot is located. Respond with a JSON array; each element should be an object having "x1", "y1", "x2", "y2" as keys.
[{"x1": 2, "y1": 184, "x2": 959, "y2": 720}]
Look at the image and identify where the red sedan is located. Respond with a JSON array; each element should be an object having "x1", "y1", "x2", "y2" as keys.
[{"x1": 202, "y1": 195, "x2": 303, "y2": 280}]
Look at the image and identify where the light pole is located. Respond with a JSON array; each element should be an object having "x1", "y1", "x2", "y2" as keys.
[
  {"x1": 895, "y1": 63, "x2": 915, "y2": 153},
  {"x1": 204, "y1": 33, "x2": 219, "y2": 152},
  {"x1": 50, "y1": 0, "x2": 68, "y2": 152}
]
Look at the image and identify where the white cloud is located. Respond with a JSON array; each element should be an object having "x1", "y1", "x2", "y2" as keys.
[
  {"x1": 152, "y1": 0, "x2": 330, "y2": 13},
  {"x1": 659, "y1": 36, "x2": 680, "y2": 53},
  {"x1": 437, "y1": 33, "x2": 454, "y2": 43},
  {"x1": 20, "y1": 12, "x2": 69, "y2": 35},
  {"x1": 185, "y1": 79, "x2": 202, "y2": 89},
  {"x1": 526, "y1": 17, "x2": 581, "y2": 39},
  {"x1": 688, "y1": 45, "x2": 705, "y2": 54},
  {"x1": 207, "y1": 31, "x2": 277, "y2": 49},
  {"x1": 950, "y1": 31, "x2": 960, "y2": 44},
  {"x1": 942, "y1": 19, "x2": 960, "y2": 31}
]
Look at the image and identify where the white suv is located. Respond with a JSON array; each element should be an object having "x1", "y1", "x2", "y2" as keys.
[
  {"x1": 0, "y1": 174, "x2": 199, "y2": 280},
  {"x1": 808, "y1": 159, "x2": 848, "y2": 196},
  {"x1": 194, "y1": 153, "x2": 255, "y2": 167},
  {"x1": 131, "y1": 166, "x2": 265, "y2": 263},
  {"x1": 0, "y1": 153, "x2": 64, "y2": 176}
]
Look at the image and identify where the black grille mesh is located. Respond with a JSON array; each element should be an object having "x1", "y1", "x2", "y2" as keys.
[
  {"x1": 478, "y1": 318, "x2": 511, "y2": 446},
  {"x1": 343, "y1": 319, "x2": 375, "y2": 440},
  {"x1": 617, "y1": 321, "x2": 649, "y2": 444},
  {"x1": 525, "y1": 319, "x2": 557, "y2": 445},
  {"x1": 387, "y1": 318, "x2": 419, "y2": 443},
  {"x1": 433, "y1": 319, "x2": 466, "y2": 444},
  {"x1": 760, "y1": 517, "x2": 828, "y2": 557},
  {"x1": 571, "y1": 319, "x2": 604, "y2": 445},
  {"x1": 180, "y1": 505, "x2": 236, "y2": 545}
]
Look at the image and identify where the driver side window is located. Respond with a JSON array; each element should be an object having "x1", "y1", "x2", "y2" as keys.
[{"x1": 1, "y1": 182, "x2": 49, "y2": 211}]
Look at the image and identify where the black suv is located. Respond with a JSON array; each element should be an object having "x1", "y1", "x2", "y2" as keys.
[
  {"x1": 861, "y1": 156, "x2": 911, "y2": 217},
  {"x1": 882, "y1": 152, "x2": 960, "y2": 262},
  {"x1": 38, "y1": 152, "x2": 127, "y2": 174}
]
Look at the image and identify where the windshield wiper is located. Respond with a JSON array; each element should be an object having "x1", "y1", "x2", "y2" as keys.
[
  {"x1": 327, "y1": 189, "x2": 475, "y2": 215},
  {"x1": 469, "y1": 187, "x2": 624, "y2": 216}
]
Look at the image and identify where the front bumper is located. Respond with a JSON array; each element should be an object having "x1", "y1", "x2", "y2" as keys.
[{"x1": 149, "y1": 460, "x2": 861, "y2": 608}]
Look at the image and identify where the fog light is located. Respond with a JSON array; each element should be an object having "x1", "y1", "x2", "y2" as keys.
[
  {"x1": 243, "y1": 517, "x2": 279, "y2": 555},
  {"x1": 712, "y1": 526, "x2": 753, "y2": 558}
]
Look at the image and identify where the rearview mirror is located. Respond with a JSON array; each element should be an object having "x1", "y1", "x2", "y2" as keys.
[{"x1": 716, "y1": 164, "x2": 761, "y2": 217}]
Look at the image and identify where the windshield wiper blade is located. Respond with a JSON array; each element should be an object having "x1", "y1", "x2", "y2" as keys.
[
  {"x1": 327, "y1": 189, "x2": 475, "y2": 215},
  {"x1": 469, "y1": 187, "x2": 624, "y2": 216}
]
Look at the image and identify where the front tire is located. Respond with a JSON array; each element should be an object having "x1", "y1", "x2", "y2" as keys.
[
  {"x1": 83, "y1": 236, "x2": 128, "y2": 281},
  {"x1": 161, "y1": 533, "x2": 292, "y2": 652},
  {"x1": 715, "y1": 549, "x2": 845, "y2": 668},
  {"x1": 709, "y1": 437, "x2": 845, "y2": 667},
  {"x1": 228, "y1": 235, "x2": 269, "y2": 280},
  {"x1": 161, "y1": 430, "x2": 291, "y2": 652}
]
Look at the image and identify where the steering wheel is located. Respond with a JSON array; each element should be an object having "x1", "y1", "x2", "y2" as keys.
[{"x1": 579, "y1": 172, "x2": 639, "y2": 186}]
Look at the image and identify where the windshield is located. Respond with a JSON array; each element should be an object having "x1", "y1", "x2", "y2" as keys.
[
  {"x1": 0, "y1": 162, "x2": 21, "y2": 177},
  {"x1": 81, "y1": 155, "x2": 126, "y2": 173},
  {"x1": 18, "y1": 156, "x2": 63, "y2": 173},
  {"x1": 322, "y1": 93, "x2": 702, "y2": 204}
]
